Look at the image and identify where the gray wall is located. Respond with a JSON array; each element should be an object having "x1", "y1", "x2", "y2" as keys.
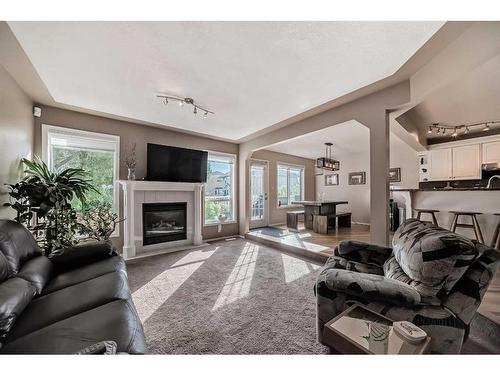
[
  {"x1": 315, "y1": 132, "x2": 418, "y2": 225},
  {"x1": 0, "y1": 66, "x2": 34, "y2": 219},
  {"x1": 33, "y1": 105, "x2": 240, "y2": 245},
  {"x1": 251, "y1": 149, "x2": 316, "y2": 225}
]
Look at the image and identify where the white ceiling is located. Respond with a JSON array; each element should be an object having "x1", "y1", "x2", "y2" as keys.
[
  {"x1": 407, "y1": 53, "x2": 500, "y2": 139},
  {"x1": 266, "y1": 120, "x2": 369, "y2": 159},
  {"x1": 9, "y1": 21, "x2": 443, "y2": 141}
]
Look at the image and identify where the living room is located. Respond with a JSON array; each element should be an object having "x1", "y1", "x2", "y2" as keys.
[{"x1": 1, "y1": 1, "x2": 500, "y2": 372}]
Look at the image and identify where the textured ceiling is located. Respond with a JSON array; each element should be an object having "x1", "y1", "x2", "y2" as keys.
[{"x1": 9, "y1": 21, "x2": 443, "y2": 140}]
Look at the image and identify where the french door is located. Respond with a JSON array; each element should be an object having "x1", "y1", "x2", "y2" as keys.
[{"x1": 249, "y1": 160, "x2": 269, "y2": 229}]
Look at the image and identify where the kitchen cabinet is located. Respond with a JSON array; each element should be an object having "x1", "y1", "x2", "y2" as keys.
[
  {"x1": 428, "y1": 144, "x2": 480, "y2": 181},
  {"x1": 429, "y1": 148, "x2": 452, "y2": 180},
  {"x1": 452, "y1": 144, "x2": 481, "y2": 180},
  {"x1": 482, "y1": 140, "x2": 500, "y2": 164}
]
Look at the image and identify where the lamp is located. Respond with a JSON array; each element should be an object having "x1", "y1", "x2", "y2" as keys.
[
  {"x1": 157, "y1": 94, "x2": 214, "y2": 117},
  {"x1": 316, "y1": 142, "x2": 340, "y2": 171}
]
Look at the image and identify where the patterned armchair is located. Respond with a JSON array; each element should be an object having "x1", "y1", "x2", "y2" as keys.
[{"x1": 315, "y1": 219, "x2": 500, "y2": 354}]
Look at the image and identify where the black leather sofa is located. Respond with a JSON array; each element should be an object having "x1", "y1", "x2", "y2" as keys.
[{"x1": 0, "y1": 219, "x2": 146, "y2": 354}]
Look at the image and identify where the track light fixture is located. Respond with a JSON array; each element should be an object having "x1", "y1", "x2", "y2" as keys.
[
  {"x1": 157, "y1": 94, "x2": 214, "y2": 118},
  {"x1": 427, "y1": 120, "x2": 498, "y2": 137}
]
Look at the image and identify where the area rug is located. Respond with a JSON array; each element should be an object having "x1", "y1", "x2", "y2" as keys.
[{"x1": 126, "y1": 238, "x2": 328, "y2": 354}]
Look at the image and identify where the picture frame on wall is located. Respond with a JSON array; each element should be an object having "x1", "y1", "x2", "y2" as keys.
[
  {"x1": 324, "y1": 174, "x2": 339, "y2": 186},
  {"x1": 348, "y1": 171, "x2": 366, "y2": 185},
  {"x1": 389, "y1": 167, "x2": 401, "y2": 183}
]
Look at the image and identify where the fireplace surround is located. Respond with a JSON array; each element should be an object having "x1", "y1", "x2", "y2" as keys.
[
  {"x1": 117, "y1": 180, "x2": 204, "y2": 259},
  {"x1": 142, "y1": 202, "x2": 187, "y2": 245}
]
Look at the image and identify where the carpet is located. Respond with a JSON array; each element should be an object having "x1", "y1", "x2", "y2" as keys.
[
  {"x1": 126, "y1": 237, "x2": 500, "y2": 354},
  {"x1": 126, "y1": 238, "x2": 328, "y2": 354}
]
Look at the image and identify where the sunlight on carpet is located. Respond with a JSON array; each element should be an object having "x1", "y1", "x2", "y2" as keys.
[
  {"x1": 281, "y1": 253, "x2": 320, "y2": 283},
  {"x1": 133, "y1": 248, "x2": 217, "y2": 322},
  {"x1": 212, "y1": 242, "x2": 259, "y2": 311}
]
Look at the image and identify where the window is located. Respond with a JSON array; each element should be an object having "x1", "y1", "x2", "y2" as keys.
[
  {"x1": 204, "y1": 152, "x2": 236, "y2": 224},
  {"x1": 277, "y1": 164, "x2": 304, "y2": 207},
  {"x1": 42, "y1": 125, "x2": 120, "y2": 214}
]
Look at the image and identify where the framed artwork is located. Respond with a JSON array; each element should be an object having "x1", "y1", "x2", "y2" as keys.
[
  {"x1": 325, "y1": 174, "x2": 339, "y2": 186},
  {"x1": 348, "y1": 171, "x2": 366, "y2": 185},
  {"x1": 389, "y1": 167, "x2": 401, "y2": 183}
]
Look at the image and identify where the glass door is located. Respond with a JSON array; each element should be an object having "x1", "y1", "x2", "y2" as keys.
[{"x1": 250, "y1": 161, "x2": 268, "y2": 229}]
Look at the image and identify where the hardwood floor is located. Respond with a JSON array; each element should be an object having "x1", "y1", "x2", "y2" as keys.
[{"x1": 246, "y1": 223, "x2": 371, "y2": 260}]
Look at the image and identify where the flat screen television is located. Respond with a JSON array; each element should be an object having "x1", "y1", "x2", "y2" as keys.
[{"x1": 146, "y1": 143, "x2": 208, "y2": 183}]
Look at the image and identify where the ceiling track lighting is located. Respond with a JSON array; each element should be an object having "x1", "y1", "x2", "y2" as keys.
[
  {"x1": 427, "y1": 120, "x2": 499, "y2": 137},
  {"x1": 157, "y1": 94, "x2": 214, "y2": 118}
]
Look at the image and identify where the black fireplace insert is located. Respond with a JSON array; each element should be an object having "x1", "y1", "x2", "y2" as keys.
[{"x1": 142, "y1": 202, "x2": 187, "y2": 245}]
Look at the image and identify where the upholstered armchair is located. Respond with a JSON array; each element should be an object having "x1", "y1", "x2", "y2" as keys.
[{"x1": 315, "y1": 219, "x2": 500, "y2": 354}]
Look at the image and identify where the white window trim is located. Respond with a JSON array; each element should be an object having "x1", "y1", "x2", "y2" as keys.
[
  {"x1": 276, "y1": 162, "x2": 305, "y2": 209},
  {"x1": 41, "y1": 124, "x2": 121, "y2": 237},
  {"x1": 203, "y1": 151, "x2": 237, "y2": 226}
]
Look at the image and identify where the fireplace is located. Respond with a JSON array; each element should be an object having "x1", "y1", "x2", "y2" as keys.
[{"x1": 142, "y1": 202, "x2": 187, "y2": 245}]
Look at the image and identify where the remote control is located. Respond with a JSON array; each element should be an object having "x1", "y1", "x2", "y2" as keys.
[{"x1": 393, "y1": 321, "x2": 427, "y2": 343}]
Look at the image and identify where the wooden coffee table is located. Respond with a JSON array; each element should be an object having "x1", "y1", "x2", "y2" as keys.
[{"x1": 323, "y1": 304, "x2": 431, "y2": 354}]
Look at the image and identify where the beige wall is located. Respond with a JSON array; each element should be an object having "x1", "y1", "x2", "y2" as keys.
[
  {"x1": 0, "y1": 66, "x2": 34, "y2": 219},
  {"x1": 251, "y1": 149, "x2": 316, "y2": 225},
  {"x1": 33, "y1": 105, "x2": 240, "y2": 245}
]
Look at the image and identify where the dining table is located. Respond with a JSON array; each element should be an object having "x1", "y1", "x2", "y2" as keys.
[{"x1": 291, "y1": 200, "x2": 348, "y2": 231}]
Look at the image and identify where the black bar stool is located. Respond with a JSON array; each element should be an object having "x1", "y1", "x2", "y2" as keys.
[
  {"x1": 449, "y1": 211, "x2": 484, "y2": 244},
  {"x1": 491, "y1": 214, "x2": 500, "y2": 250},
  {"x1": 413, "y1": 208, "x2": 439, "y2": 226}
]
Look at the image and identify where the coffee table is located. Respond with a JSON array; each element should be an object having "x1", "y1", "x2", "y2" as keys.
[{"x1": 323, "y1": 304, "x2": 431, "y2": 354}]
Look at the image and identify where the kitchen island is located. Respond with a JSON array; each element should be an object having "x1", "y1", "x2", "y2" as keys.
[{"x1": 391, "y1": 187, "x2": 500, "y2": 246}]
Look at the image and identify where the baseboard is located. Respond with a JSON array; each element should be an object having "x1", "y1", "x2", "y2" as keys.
[
  {"x1": 352, "y1": 221, "x2": 370, "y2": 226},
  {"x1": 205, "y1": 234, "x2": 244, "y2": 242}
]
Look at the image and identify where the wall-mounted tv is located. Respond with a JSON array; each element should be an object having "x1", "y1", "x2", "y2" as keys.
[{"x1": 146, "y1": 143, "x2": 208, "y2": 183}]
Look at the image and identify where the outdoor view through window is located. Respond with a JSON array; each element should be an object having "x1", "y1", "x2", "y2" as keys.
[
  {"x1": 204, "y1": 154, "x2": 235, "y2": 224},
  {"x1": 277, "y1": 164, "x2": 303, "y2": 206}
]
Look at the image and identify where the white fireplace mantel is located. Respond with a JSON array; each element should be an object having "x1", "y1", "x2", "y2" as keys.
[{"x1": 117, "y1": 180, "x2": 204, "y2": 259}]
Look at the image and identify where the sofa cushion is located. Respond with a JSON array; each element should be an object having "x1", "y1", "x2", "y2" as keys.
[
  {"x1": 0, "y1": 278, "x2": 37, "y2": 339},
  {"x1": 0, "y1": 220, "x2": 41, "y2": 274},
  {"x1": 48, "y1": 241, "x2": 117, "y2": 272},
  {"x1": 16, "y1": 255, "x2": 53, "y2": 294},
  {"x1": 42, "y1": 256, "x2": 126, "y2": 295},
  {"x1": 6, "y1": 271, "x2": 131, "y2": 341},
  {"x1": 0, "y1": 299, "x2": 146, "y2": 354},
  {"x1": 389, "y1": 219, "x2": 478, "y2": 297},
  {"x1": 0, "y1": 251, "x2": 11, "y2": 282}
]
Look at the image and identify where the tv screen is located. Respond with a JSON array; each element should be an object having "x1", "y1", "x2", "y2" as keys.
[{"x1": 146, "y1": 143, "x2": 208, "y2": 183}]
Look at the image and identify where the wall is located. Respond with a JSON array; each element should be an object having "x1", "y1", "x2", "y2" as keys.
[
  {"x1": 251, "y1": 149, "x2": 316, "y2": 225},
  {"x1": 389, "y1": 133, "x2": 419, "y2": 189},
  {"x1": 33, "y1": 105, "x2": 239, "y2": 245},
  {"x1": 0, "y1": 66, "x2": 34, "y2": 219},
  {"x1": 314, "y1": 132, "x2": 418, "y2": 225}
]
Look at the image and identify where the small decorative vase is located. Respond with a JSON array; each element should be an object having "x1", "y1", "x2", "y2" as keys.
[{"x1": 127, "y1": 168, "x2": 136, "y2": 180}]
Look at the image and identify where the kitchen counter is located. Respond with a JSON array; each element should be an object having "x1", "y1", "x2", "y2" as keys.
[{"x1": 391, "y1": 188, "x2": 500, "y2": 245}]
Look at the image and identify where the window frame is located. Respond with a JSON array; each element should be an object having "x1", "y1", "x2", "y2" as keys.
[
  {"x1": 276, "y1": 162, "x2": 305, "y2": 208},
  {"x1": 41, "y1": 124, "x2": 120, "y2": 236},
  {"x1": 203, "y1": 151, "x2": 237, "y2": 226}
]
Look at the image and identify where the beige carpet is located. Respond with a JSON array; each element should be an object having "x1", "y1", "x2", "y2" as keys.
[{"x1": 126, "y1": 238, "x2": 329, "y2": 354}]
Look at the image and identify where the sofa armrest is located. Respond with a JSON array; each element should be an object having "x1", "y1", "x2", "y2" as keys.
[
  {"x1": 335, "y1": 240, "x2": 393, "y2": 267},
  {"x1": 317, "y1": 267, "x2": 421, "y2": 307},
  {"x1": 75, "y1": 341, "x2": 117, "y2": 355},
  {"x1": 48, "y1": 241, "x2": 117, "y2": 272}
]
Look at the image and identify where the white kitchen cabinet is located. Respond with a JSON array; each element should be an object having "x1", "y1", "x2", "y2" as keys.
[
  {"x1": 452, "y1": 144, "x2": 481, "y2": 180},
  {"x1": 482, "y1": 140, "x2": 500, "y2": 164},
  {"x1": 429, "y1": 148, "x2": 452, "y2": 181}
]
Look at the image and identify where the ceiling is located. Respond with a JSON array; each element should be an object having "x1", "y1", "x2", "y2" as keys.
[
  {"x1": 266, "y1": 120, "x2": 369, "y2": 159},
  {"x1": 406, "y1": 53, "x2": 500, "y2": 139},
  {"x1": 8, "y1": 21, "x2": 443, "y2": 141}
]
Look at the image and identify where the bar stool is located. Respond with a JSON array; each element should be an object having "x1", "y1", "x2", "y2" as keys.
[
  {"x1": 449, "y1": 211, "x2": 484, "y2": 244},
  {"x1": 491, "y1": 214, "x2": 500, "y2": 250},
  {"x1": 413, "y1": 208, "x2": 439, "y2": 226}
]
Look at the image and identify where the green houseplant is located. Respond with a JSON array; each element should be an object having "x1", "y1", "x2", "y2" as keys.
[{"x1": 5, "y1": 156, "x2": 98, "y2": 255}]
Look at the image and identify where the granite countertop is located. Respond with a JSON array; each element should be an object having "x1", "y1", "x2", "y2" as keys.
[{"x1": 391, "y1": 187, "x2": 500, "y2": 192}]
